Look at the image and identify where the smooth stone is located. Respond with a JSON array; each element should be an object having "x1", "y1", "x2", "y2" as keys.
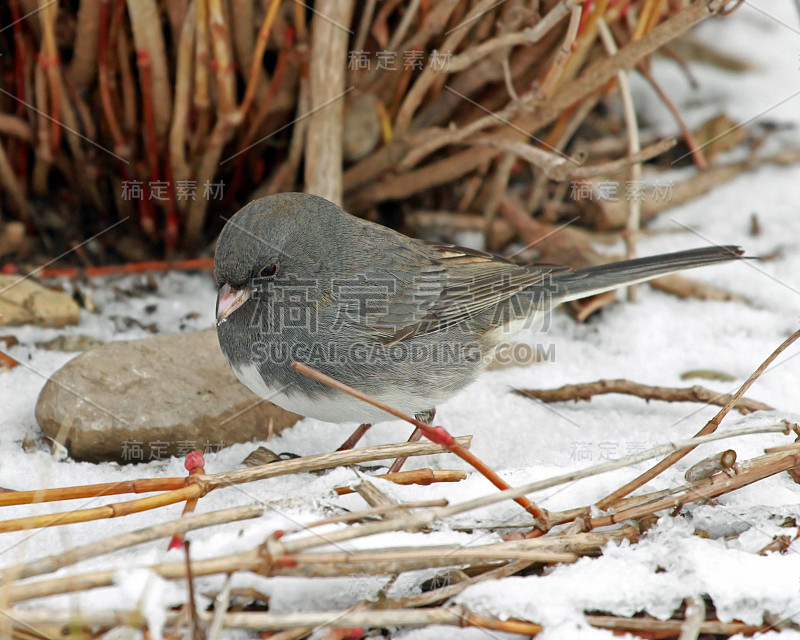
[{"x1": 35, "y1": 328, "x2": 301, "y2": 462}]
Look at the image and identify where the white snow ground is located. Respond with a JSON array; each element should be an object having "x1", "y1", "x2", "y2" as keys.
[{"x1": 2, "y1": 2, "x2": 800, "y2": 638}]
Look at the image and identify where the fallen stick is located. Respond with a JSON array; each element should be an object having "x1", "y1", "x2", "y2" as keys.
[
  {"x1": 0, "y1": 477, "x2": 186, "y2": 507},
  {"x1": 2, "y1": 605, "x2": 546, "y2": 635},
  {"x1": 1, "y1": 258, "x2": 215, "y2": 280},
  {"x1": 590, "y1": 448, "x2": 800, "y2": 527},
  {"x1": 586, "y1": 614, "x2": 763, "y2": 636},
  {"x1": 0, "y1": 437, "x2": 471, "y2": 532},
  {"x1": 596, "y1": 327, "x2": 800, "y2": 510},
  {"x1": 0, "y1": 484, "x2": 203, "y2": 533},
  {"x1": 2, "y1": 606, "x2": 765, "y2": 637},
  {"x1": 0, "y1": 438, "x2": 471, "y2": 507},
  {"x1": 203, "y1": 436, "x2": 472, "y2": 489},
  {"x1": 516, "y1": 379, "x2": 772, "y2": 414},
  {"x1": 334, "y1": 469, "x2": 466, "y2": 495},
  {"x1": 392, "y1": 530, "x2": 638, "y2": 609},
  {"x1": 7, "y1": 499, "x2": 449, "y2": 583},
  {"x1": 272, "y1": 424, "x2": 790, "y2": 557},
  {"x1": 5, "y1": 536, "x2": 582, "y2": 603},
  {"x1": 6, "y1": 426, "x2": 785, "y2": 602}
]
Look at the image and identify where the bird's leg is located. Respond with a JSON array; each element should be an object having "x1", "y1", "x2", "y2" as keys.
[
  {"x1": 336, "y1": 423, "x2": 372, "y2": 451},
  {"x1": 388, "y1": 409, "x2": 436, "y2": 473}
]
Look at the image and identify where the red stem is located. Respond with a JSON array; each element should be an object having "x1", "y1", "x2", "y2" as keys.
[
  {"x1": 136, "y1": 48, "x2": 160, "y2": 238},
  {"x1": 577, "y1": 0, "x2": 596, "y2": 37},
  {"x1": 0, "y1": 257, "x2": 214, "y2": 279},
  {"x1": 290, "y1": 361, "x2": 547, "y2": 528},
  {"x1": 163, "y1": 154, "x2": 179, "y2": 253},
  {"x1": 98, "y1": 0, "x2": 126, "y2": 151},
  {"x1": 9, "y1": 0, "x2": 29, "y2": 206},
  {"x1": 169, "y1": 452, "x2": 207, "y2": 549}
]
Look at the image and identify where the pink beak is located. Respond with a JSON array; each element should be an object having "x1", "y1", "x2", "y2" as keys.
[{"x1": 216, "y1": 283, "x2": 251, "y2": 325}]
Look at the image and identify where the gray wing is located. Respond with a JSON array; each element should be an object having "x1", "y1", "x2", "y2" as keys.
[{"x1": 362, "y1": 241, "x2": 570, "y2": 343}]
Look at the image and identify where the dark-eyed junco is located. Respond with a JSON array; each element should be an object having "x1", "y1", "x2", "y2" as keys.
[{"x1": 214, "y1": 192, "x2": 743, "y2": 428}]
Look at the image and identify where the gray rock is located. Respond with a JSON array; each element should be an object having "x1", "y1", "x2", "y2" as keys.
[{"x1": 35, "y1": 328, "x2": 301, "y2": 462}]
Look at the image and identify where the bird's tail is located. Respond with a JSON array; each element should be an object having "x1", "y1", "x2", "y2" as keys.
[{"x1": 550, "y1": 245, "x2": 744, "y2": 303}]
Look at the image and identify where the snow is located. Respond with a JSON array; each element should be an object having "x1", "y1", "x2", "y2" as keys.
[{"x1": 3, "y1": 2, "x2": 800, "y2": 638}]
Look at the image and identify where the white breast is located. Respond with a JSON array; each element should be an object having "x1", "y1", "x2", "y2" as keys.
[{"x1": 232, "y1": 362, "x2": 402, "y2": 424}]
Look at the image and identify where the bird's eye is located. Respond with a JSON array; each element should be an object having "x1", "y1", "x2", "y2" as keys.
[{"x1": 259, "y1": 263, "x2": 278, "y2": 279}]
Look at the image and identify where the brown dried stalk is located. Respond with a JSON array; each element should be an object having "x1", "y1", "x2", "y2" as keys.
[
  {"x1": 229, "y1": 0, "x2": 257, "y2": 87},
  {"x1": 38, "y1": 0, "x2": 61, "y2": 155},
  {"x1": 116, "y1": 8, "x2": 137, "y2": 135},
  {"x1": 186, "y1": 0, "x2": 240, "y2": 242},
  {"x1": 538, "y1": 4, "x2": 583, "y2": 99},
  {"x1": 597, "y1": 18, "x2": 642, "y2": 300},
  {"x1": 1, "y1": 606, "x2": 544, "y2": 635},
  {"x1": 596, "y1": 327, "x2": 800, "y2": 510},
  {"x1": 638, "y1": 64, "x2": 707, "y2": 169},
  {"x1": 31, "y1": 60, "x2": 52, "y2": 194},
  {"x1": 0, "y1": 114, "x2": 31, "y2": 140},
  {"x1": 67, "y1": 0, "x2": 101, "y2": 90},
  {"x1": 56, "y1": 75, "x2": 103, "y2": 208},
  {"x1": 469, "y1": 135, "x2": 675, "y2": 181},
  {"x1": 3, "y1": 504, "x2": 264, "y2": 582},
  {"x1": 590, "y1": 447, "x2": 800, "y2": 527},
  {"x1": 516, "y1": 379, "x2": 773, "y2": 414},
  {"x1": 526, "y1": 94, "x2": 602, "y2": 214},
  {"x1": 586, "y1": 615, "x2": 763, "y2": 636},
  {"x1": 393, "y1": 0, "x2": 503, "y2": 136},
  {"x1": 7, "y1": 607, "x2": 766, "y2": 637},
  {"x1": 589, "y1": 145, "x2": 800, "y2": 230},
  {"x1": 5, "y1": 532, "x2": 607, "y2": 604},
  {"x1": 8, "y1": 499, "x2": 448, "y2": 583},
  {"x1": 125, "y1": 0, "x2": 172, "y2": 137},
  {"x1": 346, "y1": 0, "x2": 728, "y2": 201},
  {"x1": 260, "y1": 74, "x2": 310, "y2": 195},
  {"x1": 193, "y1": 0, "x2": 211, "y2": 116},
  {"x1": 208, "y1": 0, "x2": 236, "y2": 116},
  {"x1": 236, "y1": 0, "x2": 281, "y2": 118},
  {"x1": 0, "y1": 484, "x2": 203, "y2": 534},
  {"x1": 185, "y1": 0, "x2": 282, "y2": 243},
  {"x1": 0, "y1": 437, "x2": 472, "y2": 531},
  {"x1": 352, "y1": 0, "x2": 377, "y2": 54},
  {"x1": 270, "y1": 424, "x2": 788, "y2": 559},
  {"x1": 394, "y1": 560, "x2": 533, "y2": 608},
  {"x1": 334, "y1": 469, "x2": 467, "y2": 495},
  {"x1": 206, "y1": 435, "x2": 472, "y2": 488},
  {"x1": 304, "y1": 0, "x2": 355, "y2": 205},
  {"x1": 0, "y1": 142, "x2": 29, "y2": 215},
  {"x1": 3, "y1": 429, "x2": 786, "y2": 609},
  {"x1": 169, "y1": 0, "x2": 196, "y2": 189},
  {"x1": 398, "y1": 97, "x2": 528, "y2": 171},
  {"x1": 281, "y1": 544, "x2": 577, "y2": 576}
]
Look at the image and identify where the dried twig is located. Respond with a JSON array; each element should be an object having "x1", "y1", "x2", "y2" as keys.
[
  {"x1": 516, "y1": 378, "x2": 773, "y2": 414},
  {"x1": 597, "y1": 18, "x2": 642, "y2": 300},
  {"x1": 334, "y1": 469, "x2": 467, "y2": 495},
  {"x1": 2, "y1": 606, "x2": 545, "y2": 635},
  {"x1": 597, "y1": 328, "x2": 800, "y2": 510},
  {"x1": 586, "y1": 615, "x2": 763, "y2": 636},
  {"x1": 0, "y1": 437, "x2": 472, "y2": 532},
  {"x1": 590, "y1": 447, "x2": 800, "y2": 527},
  {"x1": 678, "y1": 595, "x2": 707, "y2": 640},
  {"x1": 304, "y1": 0, "x2": 354, "y2": 205}
]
